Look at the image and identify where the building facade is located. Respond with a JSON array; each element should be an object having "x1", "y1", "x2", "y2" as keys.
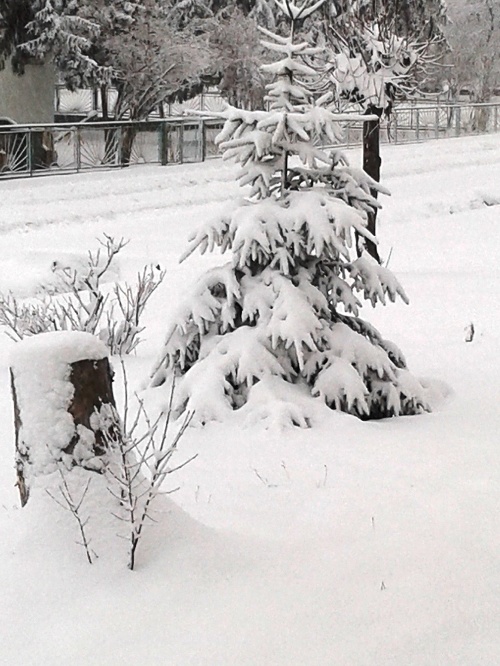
[{"x1": 0, "y1": 58, "x2": 54, "y2": 124}]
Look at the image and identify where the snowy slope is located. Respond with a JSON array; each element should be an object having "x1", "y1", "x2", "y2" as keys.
[{"x1": 0, "y1": 134, "x2": 499, "y2": 665}]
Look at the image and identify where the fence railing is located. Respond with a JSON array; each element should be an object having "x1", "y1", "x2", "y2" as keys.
[
  {"x1": 342, "y1": 102, "x2": 500, "y2": 146},
  {"x1": 0, "y1": 117, "x2": 224, "y2": 179},
  {"x1": 1, "y1": 103, "x2": 499, "y2": 180}
]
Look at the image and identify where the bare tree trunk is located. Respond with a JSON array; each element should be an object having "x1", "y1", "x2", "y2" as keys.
[
  {"x1": 360, "y1": 105, "x2": 383, "y2": 263},
  {"x1": 120, "y1": 126, "x2": 137, "y2": 166},
  {"x1": 100, "y1": 85, "x2": 109, "y2": 121}
]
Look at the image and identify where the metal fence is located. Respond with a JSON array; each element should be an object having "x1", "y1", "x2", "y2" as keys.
[
  {"x1": 0, "y1": 117, "x2": 224, "y2": 178},
  {"x1": 342, "y1": 102, "x2": 500, "y2": 146},
  {"x1": 1, "y1": 103, "x2": 499, "y2": 180}
]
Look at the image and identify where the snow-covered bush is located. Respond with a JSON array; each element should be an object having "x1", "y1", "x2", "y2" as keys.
[
  {"x1": 151, "y1": 0, "x2": 431, "y2": 426},
  {"x1": 0, "y1": 235, "x2": 165, "y2": 355}
]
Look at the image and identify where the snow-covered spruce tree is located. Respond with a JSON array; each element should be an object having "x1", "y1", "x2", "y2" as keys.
[
  {"x1": 20, "y1": 0, "x2": 114, "y2": 87},
  {"x1": 151, "y1": 0, "x2": 431, "y2": 426}
]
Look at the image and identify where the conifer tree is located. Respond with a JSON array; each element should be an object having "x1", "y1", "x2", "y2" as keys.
[
  {"x1": 0, "y1": 0, "x2": 35, "y2": 73},
  {"x1": 151, "y1": 0, "x2": 431, "y2": 427},
  {"x1": 21, "y1": 0, "x2": 114, "y2": 88}
]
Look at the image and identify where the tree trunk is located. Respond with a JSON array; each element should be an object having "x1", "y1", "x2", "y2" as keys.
[
  {"x1": 11, "y1": 351, "x2": 119, "y2": 507},
  {"x1": 100, "y1": 85, "x2": 109, "y2": 121},
  {"x1": 360, "y1": 105, "x2": 383, "y2": 263},
  {"x1": 120, "y1": 126, "x2": 137, "y2": 166}
]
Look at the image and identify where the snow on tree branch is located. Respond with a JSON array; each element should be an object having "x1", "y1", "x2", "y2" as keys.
[{"x1": 152, "y1": 0, "x2": 432, "y2": 425}]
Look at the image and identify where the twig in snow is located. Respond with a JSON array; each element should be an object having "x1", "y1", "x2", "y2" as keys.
[
  {"x1": 252, "y1": 467, "x2": 277, "y2": 488},
  {"x1": 45, "y1": 469, "x2": 96, "y2": 564}
]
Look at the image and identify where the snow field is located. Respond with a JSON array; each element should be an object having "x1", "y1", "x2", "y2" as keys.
[{"x1": 0, "y1": 133, "x2": 499, "y2": 665}]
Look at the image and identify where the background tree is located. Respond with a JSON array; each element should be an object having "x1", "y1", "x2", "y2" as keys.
[
  {"x1": 21, "y1": 0, "x2": 213, "y2": 119},
  {"x1": 151, "y1": 0, "x2": 431, "y2": 426},
  {"x1": 445, "y1": 0, "x2": 500, "y2": 104},
  {"x1": 22, "y1": 0, "x2": 113, "y2": 87},
  {"x1": 0, "y1": 0, "x2": 36, "y2": 73},
  {"x1": 167, "y1": 0, "x2": 277, "y2": 110},
  {"x1": 110, "y1": 2, "x2": 212, "y2": 161},
  {"x1": 317, "y1": 0, "x2": 447, "y2": 261},
  {"x1": 17, "y1": 0, "x2": 215, "y2": 162},
  {"x1": 208, "y1": 6, "x2": 268, "y2": 110}
]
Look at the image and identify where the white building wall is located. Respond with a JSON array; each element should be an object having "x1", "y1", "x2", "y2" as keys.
[{"x1": 0, "y1": 59, "x2": 54, "y2": 124}]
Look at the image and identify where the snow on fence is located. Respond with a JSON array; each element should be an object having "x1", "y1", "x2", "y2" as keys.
[{"x1": 1, "y1": 103, "x2": 499, "y2": 180}]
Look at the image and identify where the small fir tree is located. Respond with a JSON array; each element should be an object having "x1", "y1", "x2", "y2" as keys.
[{"x1": 151, "y1": 0, "x2": 431, "y2": 427}]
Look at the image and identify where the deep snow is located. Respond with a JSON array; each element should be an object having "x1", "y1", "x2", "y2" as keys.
[{"x1": 0, "y1": 133, "x2": 499, "y2": 665}]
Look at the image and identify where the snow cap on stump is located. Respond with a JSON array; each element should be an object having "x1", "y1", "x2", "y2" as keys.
[{"x1": 10, "y1": 331, "x2": 116, "y2": 505}]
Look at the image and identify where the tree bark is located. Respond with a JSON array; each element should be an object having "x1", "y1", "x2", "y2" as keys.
[
  {"x1": 10, "y1": 372, "x2": 28, "y2": 507},
  {"x1": 360, "y1": 105, "x2": 383, "y2": 263},
  {"x1": 100, "y1": 85, "x2": 109, "y2": 121},
  {"x1": 65, "y1": 358, "x2": 117, "y2": 458},
  {"x1": 120, "y1": 126, "x2": 137, "y2": 166}
]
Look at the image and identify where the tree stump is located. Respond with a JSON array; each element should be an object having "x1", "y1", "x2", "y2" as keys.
[{"x1": 10, "y1": 331, "x2": 120, "y2": 507}]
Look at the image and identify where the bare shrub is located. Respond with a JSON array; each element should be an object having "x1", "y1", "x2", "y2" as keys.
[
  {"x1": 103, "y1": 366, "x2": 195, "y2": 570},
  {"x1": 46, "y1": 469, "x2": 96, "y2": 565},
  {"x1": 0, "y1": 235, "x2": 165, "y2": 354}
]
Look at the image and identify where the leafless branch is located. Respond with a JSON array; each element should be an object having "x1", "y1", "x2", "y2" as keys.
[
  {"x1": 101, "y1": 370, "x2": 196, "y2": 570},
  {"x1": 46, "y1": 470, "x2": 96, "y2": 564}
]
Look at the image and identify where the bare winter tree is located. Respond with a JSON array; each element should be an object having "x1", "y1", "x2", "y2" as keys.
[
  {"x1": 207, "y1": 6, "x2": 268, "y2": 110},
  {"x1": 105, "y1": 3, "x2": 211, "y2": 162},
  {"x1": 17, "y1": 0, "x2": 216, "y2": 161},
  {"x1": 445, "y1": 0, "x2": 500, "y2": 104},
  {"x1": 110, "y1": 5, "x2": 210, "y2": 121},
  {"x1": 316, "y1": 0, "x2": 448, "y2": 260}
]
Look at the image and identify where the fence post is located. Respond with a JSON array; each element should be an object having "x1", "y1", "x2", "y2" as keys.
[
  {"x1": 27, "y1": 129, "x2": 33, "y2": 176},
  {"x1": 495, "y1": 104, "x2": 498, "y2": 132},
  {"x1": 179, "y1": 123, "x2": 184, "y2": 164},
  {"x1": 416, "y1": 107, "x2": 420, "y2": 141},
  {"x1": 159, "y1": 121, "x2": 168, "y2": 165},
  {"x1": 455, "y1": 106, "x2": 461, "y2": 137},
  {"x1": 435, "y1": 107, "x2": 440, "y2": 139},
  {"x1": 199, "y1": 119, "x2": 206, "y2": 162},
  {"x1": 76, "y1": 127, "x2": 81, "y2": 172},
  {"x1": 117, "y1": 126, "x2": 124, "y2": 166}
]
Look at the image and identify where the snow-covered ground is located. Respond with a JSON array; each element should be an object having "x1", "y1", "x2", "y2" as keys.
[{"x1": 0, "y1": 133, "x2": 499, "y2": 665}]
